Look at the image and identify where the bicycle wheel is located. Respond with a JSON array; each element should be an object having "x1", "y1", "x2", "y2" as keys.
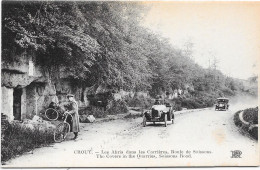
[
  {"x1": 45, "y1": 108, "x2": 59, "y2": 120},
  {"x1": 54, "y1": 122, "x2": 70, "y2": 143}
]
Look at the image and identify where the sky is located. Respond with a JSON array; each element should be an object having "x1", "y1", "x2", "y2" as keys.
[{"x1": 141, "y1": 2, "x2": 260, "y2": 80}]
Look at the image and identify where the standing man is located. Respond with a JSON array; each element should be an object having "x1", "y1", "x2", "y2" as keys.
[{"x1": 64, "y1": 94, "x2": 80, "y2": 140}]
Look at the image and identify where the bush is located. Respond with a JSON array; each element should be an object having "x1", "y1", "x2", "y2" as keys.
[
  {"x1": 170, "y1": 91, "x2": 217, "y2": 110},
  {"x1": 171, "y1": 98, "x2": 182, "y2": 111},
  {"x1": 79, "y1": 99, "x2": 128, "y2": 118},
  {"x1": 233, "y1": 107, "x2": 258, "y2": 140},
  {"x1": 106, "y1": 99, "x2": 128, "y2": 115},
  {"x1": 181, "y1": 98, "x2": 203, "y2": 109},
  {"x1": 79, "y1": 106, "x2": 107, "y2": 118},
  {"x1": 1, "y1": 122, "x2": 54, "y2": 163},
  {"x1": 222, "y1": 87, "x2": 235, "y2": 96},
  {"x1": 125, "y1": 95, "x2": 153, "y2": 109},
  {"x1": 243, "y1": 107, "x2": 258, "y2": 124},
  {"x1": 172, "y1": 97, "x2": 209, "y2": 110}
]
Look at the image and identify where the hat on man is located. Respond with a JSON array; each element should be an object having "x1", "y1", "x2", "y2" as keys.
[{"x1": 66, "y1": 94, "x2": 74, "y2": 98}]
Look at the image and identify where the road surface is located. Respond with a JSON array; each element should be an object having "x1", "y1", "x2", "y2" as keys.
[{"x1": 4, "y1": 107, "x2": 258, "y2": 167}]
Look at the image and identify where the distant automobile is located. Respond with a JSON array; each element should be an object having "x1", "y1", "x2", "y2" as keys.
[
  {"x1": 143, "y1": 99, "x2": 174, "y2": 127},
  {"x1": 215, "y1": 98, "x2": 229, "y2": 111}
]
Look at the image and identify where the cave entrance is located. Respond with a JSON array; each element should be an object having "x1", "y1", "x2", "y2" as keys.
[{"x1": 13, "y1": 88, "x2": 22, "y2": 120}]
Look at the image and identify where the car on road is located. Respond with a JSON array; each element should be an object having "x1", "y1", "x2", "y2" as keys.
[
  {"x1": 215, "y1": 98, "x2": 229, "y2": 111},
  {"x1": 143, "y1": 99, "x2": 174, "y2": 127}
]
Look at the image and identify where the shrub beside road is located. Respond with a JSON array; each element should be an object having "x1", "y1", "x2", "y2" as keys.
[
  {"x1": 1, "y1": 122, "x2": 54, "y2": 163},
  {"x1": 234, "y1": 107, "x2": 258, "y2": 140}
]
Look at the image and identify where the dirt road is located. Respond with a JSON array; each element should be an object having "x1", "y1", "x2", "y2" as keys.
[{"x1": 4, "y1": 106, "x2": 258, "y2": 167}]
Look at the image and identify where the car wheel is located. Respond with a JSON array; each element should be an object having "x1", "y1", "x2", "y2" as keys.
[
  {"x1": 143, "y1": 116, "x2": 146, "y2": 127},
  {"x1": 164, "y1": 114, "x2": 167, "y2": 127}
]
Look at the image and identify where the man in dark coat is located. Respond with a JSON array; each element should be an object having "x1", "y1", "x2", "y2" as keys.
[{"x1": 64, "y1": 94, "x2": 80, "y2": 140}]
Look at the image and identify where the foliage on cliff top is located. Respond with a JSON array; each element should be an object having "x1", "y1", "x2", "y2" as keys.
[{"x1": 2, "y1": 1, "x2": 253, "y2": 98}]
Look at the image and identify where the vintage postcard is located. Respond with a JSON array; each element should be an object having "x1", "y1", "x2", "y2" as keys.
[{"x1": 1, "y1": 0, "x2": 259, "y2": 167}]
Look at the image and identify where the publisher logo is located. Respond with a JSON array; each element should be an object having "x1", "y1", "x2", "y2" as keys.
[{"x1": 231, "y1": 150, "x2": 242, "y2": 158}]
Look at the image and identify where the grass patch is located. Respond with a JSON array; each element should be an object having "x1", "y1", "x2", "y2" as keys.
[{"x1": 1, "y1": 122, "x2": 54, "y2": 163}]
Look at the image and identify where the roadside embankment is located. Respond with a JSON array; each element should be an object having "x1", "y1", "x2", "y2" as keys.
[
  {"x1": 233, "y1": 107, "x2": 258, "y2": 140},
  {"x1": 174, "y1": 108, "x2": 209, "y2": 115}
]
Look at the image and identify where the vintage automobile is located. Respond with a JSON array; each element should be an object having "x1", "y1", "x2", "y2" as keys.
[
  {"x1": 143, "y1": 99, "x2": 174, "y2": 127},
  {"x1": 215, "y1": 97, "x2": 229, "y2": 111}
]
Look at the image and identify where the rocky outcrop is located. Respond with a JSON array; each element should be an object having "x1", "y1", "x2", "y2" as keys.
[
  {"x1": 21, "y1": 115, "x2": 56, "y2": 132},
  {"x1": 79, "y1": 115, "x2": 96, "y2": 123},
  {"x1": 1, "y1": 49, "x2": 44, "y2": 88}
]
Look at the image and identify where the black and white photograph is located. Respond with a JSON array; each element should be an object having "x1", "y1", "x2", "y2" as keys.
[{"x1": 1, "y1": 0, "x2": 259, "y2": 167}]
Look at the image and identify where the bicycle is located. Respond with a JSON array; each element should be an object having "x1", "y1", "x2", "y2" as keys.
[
  {"x1": 45, "y1": 107, "x2": 60, "y2": 121},
  {"x1": 53, "y1": 112, "x2": 72, "y2": 143},
  {"x1": 45, "y1": 106, "x2": 66, "y2": 121}
]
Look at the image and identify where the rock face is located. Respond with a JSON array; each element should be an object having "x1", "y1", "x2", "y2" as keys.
[
  {"x1": 1, "y1": 87, "x2": 14, "y2": 121},
  {"x1": 1, "y1": 50, "x2": 90, "y2": 121},
  {"x1": 1, "y1": 71, "x2": 39, "y2": 88},
  {"x1": 1, "y1": 50, "x2": 43, "y2": 89}
]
